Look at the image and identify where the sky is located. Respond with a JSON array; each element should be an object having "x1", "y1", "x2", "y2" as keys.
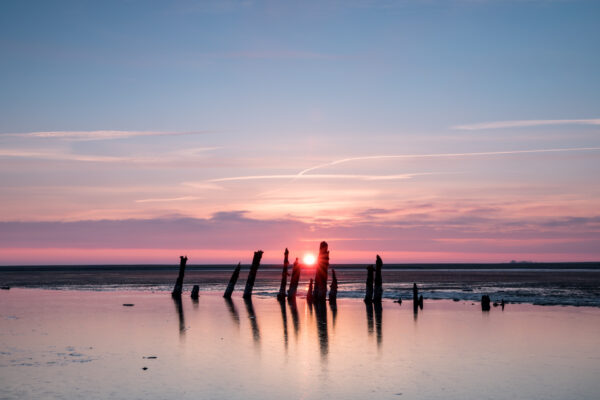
[{"x1": 1, "y1": 0, "x2": 599, "y2": 265}]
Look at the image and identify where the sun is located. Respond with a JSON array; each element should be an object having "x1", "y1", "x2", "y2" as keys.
[{"x1": 303, "y1": 253, "x2": 316, "y2": 266}]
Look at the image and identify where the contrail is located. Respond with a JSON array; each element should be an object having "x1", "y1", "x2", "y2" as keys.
[
  {"x1": 452, "y1": 118, "x2": 600, "y2": 130},
  {"x1": 296, "y1": 147, "x2": 600, "y2": 176}
]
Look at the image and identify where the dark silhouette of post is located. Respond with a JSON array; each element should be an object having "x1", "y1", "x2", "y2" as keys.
[
  {"x1": 243, "y1": 251, "x2": 263, "y2": 299},
  {"x1": 481, "y1": 295, "x2": 491, "y2": 311},
  {"x1": 171, "y1": 256, "x2": 188, "y2": 299},
  {"x1": 287, "y1": 258, "x2": 301, "y2": 299},
  {"x1": 191, "y1": 285, "x2": 199, "y2": 300},
  {"x1": 413, "y1": 283, "x2": 418, "y2": 312},
  {"x1": 277, "y1": 248, "x2": 290, "y2": 301},
  {"x1": 312, "y1": 241, "x2": 329, "y2": 304},
  {"x1": 364, "y1": 265, "x2": 374, "y2": 304},
  {"x1": 244, "y1": 298, "x2": 260, "y2": 344},
  {"x1": 223, "y1": 262, "x2": 241, "y2": 298},
  {"x1": 314, "y1": 301, "x2": 328, "y2": 359},
  {"x1": 307, "y1": 278, "x2": 314, "y2": 304},
  {"x1": 329, "y1": 268, "x2": 338, "y2": 304},
  {"x1": 373, "y1": 255, "x2": 383, "y2": 303}
]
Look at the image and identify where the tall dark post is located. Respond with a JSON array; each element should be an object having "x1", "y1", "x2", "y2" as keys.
[
  {"x1": 171, "y1": 256, "x2": 188, "y2": 299},
  {"x1": 413, "y1": 283, "x2": 419, "y2": 312},
  {"x1": 287, "y1": 258, "x2": 301, "y2": 299},
  {"x1": 364, "y1": 264, "x2": 374, "y2": 304},
  {"x1": 277, "y1": 248, "x2": 290, "y2": 301},
  {"x1": 373, "y1": 255, "x2": 383, "y2": 303},
  {"x1": 223, "y1": 262, "x2": 241, "y2": 299},
  {"x1": 329, "y1": 268, "x2": 338, "y2": 303},
  {"x1": 313, "y1": 241, "x2": 329, "y2": 304},
  {"x1": 243, "y1": 251, "x2": 264, "y2": 299},
  {"x1": 306, "y1": 278, "x2": 314, "y2": 304}
]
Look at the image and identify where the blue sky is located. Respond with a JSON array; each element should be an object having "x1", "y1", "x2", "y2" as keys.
[{"x1": 1, "y1": 0, "x2": 599, "y2": 264}]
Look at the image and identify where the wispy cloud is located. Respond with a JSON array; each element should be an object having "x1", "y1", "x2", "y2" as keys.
[
  {"x1": 208, "y1": 173, "x2": 429, "y2": 183},
  {"x1": 1, "y1": 130, "x2": 209, "y2": 141},
  {"x1": 452, "y1": 119, "x2": 600, "y2": 130},
  {"x1": 0, "y1": 146, "x2": 218, "y2": 163},
  {"x1": 135, "y1": 196, "x2": 202, "y2": 203}
]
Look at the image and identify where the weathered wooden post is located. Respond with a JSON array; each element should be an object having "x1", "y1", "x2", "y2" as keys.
[
  {"x1": 329, "y1": 268, "x2": 338, "y2": 303},
  {"x1": 413, "y1": 282, "x2": 419, "y2": 312},
  {"x1": 481, "y1": 295, "x2": 491, "y2": 311},
  {"x1": 364, "y1": 264, "x2": 374, "y2": 304},
  {"x1": 306, "y1": 278, "x2": 314, "y2": 304},
  {"x1": 287, "y1": 258, "x2": 301, "y2": 299},
  {"x1": 191, "y1": 285, "x2": 199, "y2": 300},
  {"x1": 312, "y1": 241, "x2": 329, "y2": 304},
  {"x1": 243, "y1": 251, "x2": 264, "y2": 299},
  {"x1": 277, "y1": 248, "x2": 290, "y2": 301},
  {"x1": 171, "y1": 256, "x2": 188, "y2": 299},
  {"x1": 223, "y1": 262, "x2": 241, "y2": 298},
  {"x1": 374, "y1": 255, "x2": 383, "y2": 303}
]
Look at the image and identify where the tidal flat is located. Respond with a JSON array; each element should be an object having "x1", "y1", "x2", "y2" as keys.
[{"x1": 1, "y1": 289, "x2": 599, "y2": 400}]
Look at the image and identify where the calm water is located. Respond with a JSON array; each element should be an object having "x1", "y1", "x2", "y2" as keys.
[{"x1": 1, "y1": 289, "x2": 599, "y2": 399}]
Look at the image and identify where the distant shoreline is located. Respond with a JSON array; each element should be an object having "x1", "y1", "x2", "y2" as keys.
[{"x1": 1, "y1": 262, "x2": 599, "y2": 272}]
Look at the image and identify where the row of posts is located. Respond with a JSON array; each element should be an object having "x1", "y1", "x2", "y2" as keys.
[{"x1": 171, "y1": 243, "x2": 502, "y2": 311}]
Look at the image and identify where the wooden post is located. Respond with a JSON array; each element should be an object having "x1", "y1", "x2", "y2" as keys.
[
  {"x1": 481, "y1": 295, "x2": 491, "y2": 311},
  {"x1": 306, "y1": 278, "x2": 314, "y2": 304},
  {"x1": 191, "y1": 285, "x2": 199, "y2": 300},
  {"x1": 171, "y1": 256, "x2": 188, "y2": 299},
  {"x1": 364, "y1": 265, "x2": 374, "y2": 304},
  {"x1": 373, "y1": 255, "x2": 383, "y2": 303},
  {"x1": 223, "y1": 262, "x2": 241, "y2": 299},
  {"x1": 277, "y1": 248, "x2": 290, "y2": 301},
  {"x1": 312, "y1": 241, "x2": 329, "y2": 304},
  {"x1": 243, "y1": 251, "x2": 264, "y2": 299},
  {"x1": 413, "y1": 283, "x2": 419, "y2": 312},
  {"x1": 329, "y1": 268, "x2": 338, "y2": 303},
  {"x1": 287, "y1": 258, "x2": 301, "y2": 299}
]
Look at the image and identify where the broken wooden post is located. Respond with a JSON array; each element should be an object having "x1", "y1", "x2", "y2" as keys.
[
  {"x1": 413, "y1": 283, "x2": 419, "y2": 312},
  {"x1": 277, "y1": 248, "x2": 290, "y2": 301},
  {"x1": 419, "y1": 295, "x2": 424, "y2": 309},
  {"x1": 481, "y1": 295, "x2": 491, "y2": 311},
  {"x1": 171, "y1": 256, "x2": 188, "y2": 299},
  {"x1": 312, "y1": 241, "x2": 329, "y2": 304},
  {"x1": 223, "y1": 262, "x2": 241, "y2": 299},
  {"x1": 191, "y1": 285, "x2": 199, "y2": 300},
  {"x1": 329, "y1": 268, "x2": 338, "y2": 303},
  {"x1": 306, "y1": 278, "x2": 314, "y2": 304},
  {"x1": 287, "y1": 258, "x2": 301, "y2": 299},
  {"x1": 364, "y1": 264, "x2": 374, "y2": 304},
  {"x1": 373, "y1": 255, "x2": 383, "y2": 303},
  {"x1": 243, "y1": 251, "x2": 264, "y2": 299}
]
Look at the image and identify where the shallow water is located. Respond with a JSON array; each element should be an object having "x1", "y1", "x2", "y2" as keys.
[{"x1": 1, "y1": 289, "x2": 599, "y2": 399}]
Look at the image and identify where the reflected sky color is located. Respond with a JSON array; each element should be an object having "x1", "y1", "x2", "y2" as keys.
[
  {"x1": 1, "y1": 1, "x2": 600, "y2": 263},
  {"x1": 1, "y1": 289, "x2": 599, "y2": 399}
]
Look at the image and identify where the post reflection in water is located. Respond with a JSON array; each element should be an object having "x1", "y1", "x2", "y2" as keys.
[
  {"x1": 244, "y1": 298, "x2": 261, "y2": 345},
  {"x1": 374, "y1": 302, "x2": 382, "y2": 348},
  {"x1": 329, "y1": 300, "x2": 337, "y2": 329},
  {"x1": 224, "y1": 297, "x2": 240, "y2": 328},
  {"x1": 365, "y1": 302, "x2": 374, "y2": 335},
  {"x1": 288, "y1": 297, "x2": 300, "y2": 339},
  {"x1": 279, "y1": 299, "x2": 289, "y2": 350},
  {"x1": 173, "y1": 297, "x2": 185, "y2": 337},
  {"x1": 314, "y1": 302, "x2": 329, "y2": 360}
]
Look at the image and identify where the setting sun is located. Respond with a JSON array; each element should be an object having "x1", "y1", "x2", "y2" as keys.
[{"x1": 303, "y1": 253, "x2": 316, "y2": 265}]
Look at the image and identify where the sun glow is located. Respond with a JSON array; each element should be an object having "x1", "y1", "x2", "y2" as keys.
[{"x1": 303, "y1": 253, "x2": 316, "y2": 265}]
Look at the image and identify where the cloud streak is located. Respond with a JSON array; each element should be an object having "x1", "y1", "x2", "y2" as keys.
[
  {"x1": 208, "y1": 173, "x2": 429, "y2": 183},
  {"x1": 1, "y1": 130, "x2": 209, "y2": 141},
  {"x1": 452, "y1": 119, "x2": 600, "y2": 130}
]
